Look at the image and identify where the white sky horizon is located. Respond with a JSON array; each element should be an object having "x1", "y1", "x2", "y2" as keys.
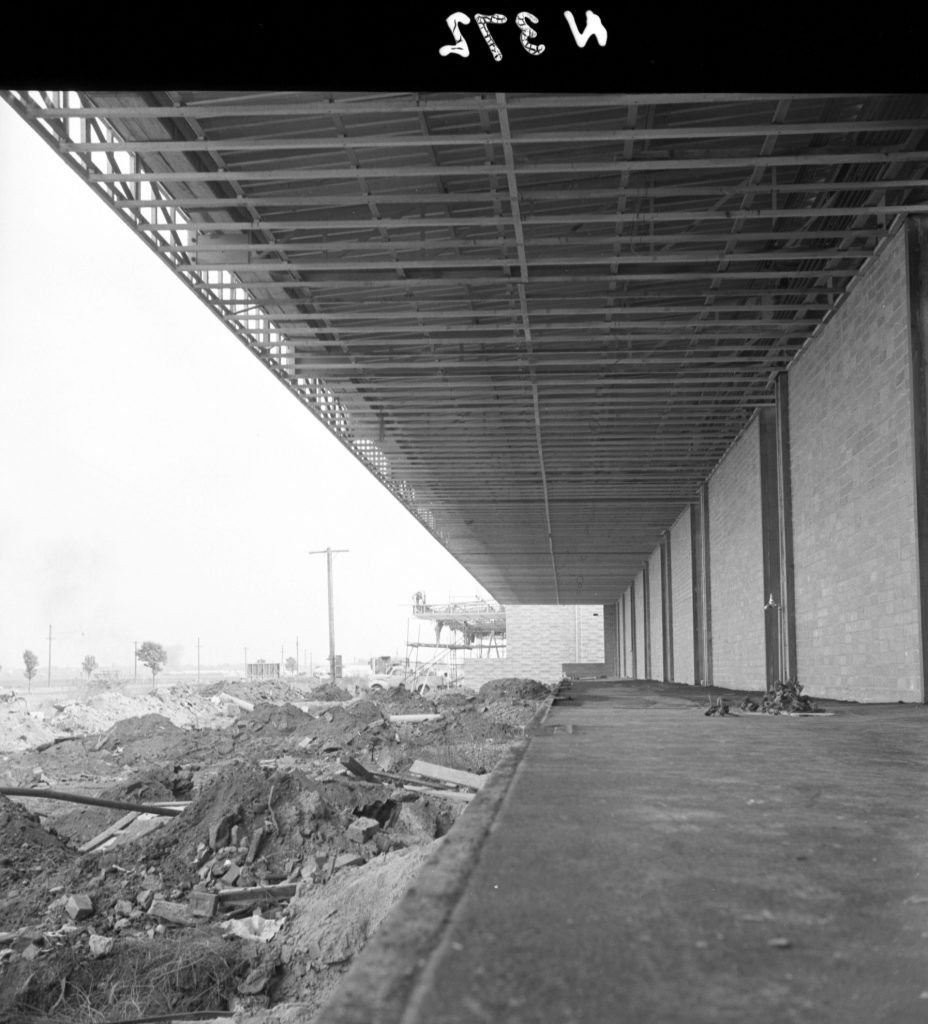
[{"x1": 0, "y1": 100, "x2": 494, "y2": 681}]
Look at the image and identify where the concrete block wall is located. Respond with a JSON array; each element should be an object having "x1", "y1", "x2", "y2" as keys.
[
  {"x1": 461, "y1": 604, "x2": 605, "y2": 687},
  {"x1": 634, "y1": 571, "x2": 646, "y2": 676},
  {"x1": 670, "y1": 507, "x2": 696, "y2": 685},
  {"x1": 707, "y1": 416, "x2": 767, "y2": 690},
  {"x1": 789, "y1": 228, "x2": 922, "y2": 701},
  {"x1": 648, "y1": 547, "x2": 664, "y2": 680},
  {"x1": 586, "y1": 226, "x2": 924, "y2": 703},
  {"x1": 458, "y1": 657, "x2": 510, "y2": 691},
  {"x1": 623, "y1": 589, "x2": 634, "y2": 676}
]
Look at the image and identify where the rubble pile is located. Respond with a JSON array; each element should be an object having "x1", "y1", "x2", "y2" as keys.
[{"x1": 0, "y1": 675, "x2": 549, "y2": 1023}]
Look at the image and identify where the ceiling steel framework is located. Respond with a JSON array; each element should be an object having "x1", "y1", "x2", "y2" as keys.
[{"x1": 8, "y1": 90, "x2": 928, "y2": 604}]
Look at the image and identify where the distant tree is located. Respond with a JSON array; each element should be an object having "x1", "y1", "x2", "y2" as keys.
[
  {"x1": 82, "y1": 654, "x2": 98, "y2": 680},
  {"x1": 136, "y1": 641, "x2": 167, "y2": 691},
  {"x1": 285, "y1": 656, "x2": 298, "y2": 675},
  {"x1": 23, "y1": 649, "x2": 38, "y2": 684}
]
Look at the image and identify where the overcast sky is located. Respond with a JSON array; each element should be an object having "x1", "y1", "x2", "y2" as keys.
[{"x1": 0, "y1": 100, "x2": 489, "y2": 678}]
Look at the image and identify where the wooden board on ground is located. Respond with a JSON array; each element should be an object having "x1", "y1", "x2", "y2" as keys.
[
  {"x1": 408, "y1": 760, "x2": 487, "y2": 790},
  {"x1": 79, "y1": 810, "x2": 177, "y2": 854},
  {"x1": 217, "y1": 882, "x2": 298, "y2": 905},
  {"x1": 404, "y1": 784, "x2": 474, "y2": 803},
  {"x1": 78, "y1": 811, "x2": 140, "y2": 853}
]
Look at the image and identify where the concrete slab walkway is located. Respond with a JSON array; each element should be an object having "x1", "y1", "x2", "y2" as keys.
[{"x1": 317, "y1": 679, "x2": 928, "y2": 1024}]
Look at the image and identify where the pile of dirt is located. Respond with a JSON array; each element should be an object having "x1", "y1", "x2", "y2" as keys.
[
  {"x1": 0, "y1": 673, "x2": 549, "y2": 1022},
  {"x1": 200, "y1": 678, "x2": 312, "y2": 705},
  {"x1": 478, "y1": 677, "x2": 550, "y2": 702},
  {"x1": 94, "y1": 713, "x2": 187, "y2": 751},
  {"x1": 0, "y1": 695, "x2": 58, "y2": 753},
  {"x1": 0, "y1": 793, "x2": 77, "y2": 927},
  {"x1": 307, "y1": 682, "x2": 355, "y2": 702},
  {"x1": 126, "y1": 762, "x2": 454, "y2": 894},
  {"x1": 267, "y1": 841, "x2": 437, "y2": 1015},
  {"x1": 369, "y1": 688, "x2": 440, "y2": 714}
]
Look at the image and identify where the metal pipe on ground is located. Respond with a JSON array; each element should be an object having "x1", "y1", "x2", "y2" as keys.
[{"x1": 0, "y1": 787, "x2": 185, "y2": 816}]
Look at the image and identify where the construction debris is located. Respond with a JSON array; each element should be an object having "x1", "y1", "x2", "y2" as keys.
[
  {"x1": 408, "y1": 759, "x2": 487, "y2": 790},
  {"x1": 0, "y1": 674, "x2": 547, "y2": 1022}
]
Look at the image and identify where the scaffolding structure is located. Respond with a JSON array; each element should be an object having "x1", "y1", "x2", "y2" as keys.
[{"x1": 408, "y1": 594, "x2": 506, "y2": 685}]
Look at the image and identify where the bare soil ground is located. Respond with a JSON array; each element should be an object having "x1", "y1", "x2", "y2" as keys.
[{"x1": 0, "y1": 675, "x2": 550, "y2": 1023}]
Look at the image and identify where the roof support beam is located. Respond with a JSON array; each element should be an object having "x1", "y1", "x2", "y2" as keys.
[{"x1": 498, "y1": 91, "x2": 559, "y2": 603}]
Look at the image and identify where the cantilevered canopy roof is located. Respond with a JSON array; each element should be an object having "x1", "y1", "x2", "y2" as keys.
[{"x1": 8, "y1": 91, "x2": 928, "y2": 603}]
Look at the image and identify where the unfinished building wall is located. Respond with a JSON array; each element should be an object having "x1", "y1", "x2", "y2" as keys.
[
  {"x1": 603, "y1": 603, "x2": 619, "y2": 676},
  {"x1": 577, "y1": 606, "x2": 605, "y2": 663},
  {"x1": 648, "y1": 547, "x2": 664, "y2": 680},
  {"x1": 462, "y1": 604, "x2": 605, "y2": 688},
  {"x1": 634, "y1": 570, "x2": 646, "y2": 677},
  {"x1": 707, "y1": 416, "x2": 767, "y2": 690},
  {"x1": 789, "y1": 227, "x2": 922, "y2": 701},
  {"x1": 670, "y1": 507, "x2": 695, "y2": 684}
]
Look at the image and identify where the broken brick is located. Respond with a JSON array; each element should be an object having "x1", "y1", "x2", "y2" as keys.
[
  {"x1": 65, "y1": 894, "x2": 94, "y2": 921},
  {"x1": 346, "y1": 816, "x2": 380, "y2": 843}
]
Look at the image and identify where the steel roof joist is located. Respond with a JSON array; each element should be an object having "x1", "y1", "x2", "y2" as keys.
[{"x1": 8, "y1": 88, "x2": 928, "y2": 602}]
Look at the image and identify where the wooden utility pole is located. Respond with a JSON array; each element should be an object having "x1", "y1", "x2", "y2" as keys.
[
  {"x1": 48, "y1": 625, "x2": 52, "y2": 688},
  {"x1": 309, "y1": 548, "x2": 349, "y2": 684}
]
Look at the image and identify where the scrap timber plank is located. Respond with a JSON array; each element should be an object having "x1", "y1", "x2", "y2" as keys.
[
  {"x1": 408, "y1": 760, "x2": 487, "y2": 791},
  {"x1": 216, "y1": 883, "x2": 298, "y2": 906},
  {"x1": 78, "y1": 811, "x2": 140, "y2": 853}
]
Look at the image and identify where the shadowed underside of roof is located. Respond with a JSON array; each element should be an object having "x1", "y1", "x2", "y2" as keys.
[{"x1": 8, "y1": 90, "x2": 928, "y2": 603}]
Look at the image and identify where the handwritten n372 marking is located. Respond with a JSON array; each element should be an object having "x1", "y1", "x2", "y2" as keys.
[{"x1": 439, "y1": 10, "x2": 608, "y2": 59}]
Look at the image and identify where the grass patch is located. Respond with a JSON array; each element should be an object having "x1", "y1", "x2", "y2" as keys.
[{"x1": 1, "y1": 931, "x2": 252, "y2": 1023}]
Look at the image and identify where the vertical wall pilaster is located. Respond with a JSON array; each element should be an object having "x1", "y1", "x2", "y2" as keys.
[
  {"x1": 630, "y1": 583, "x2": 638, "y2": 678},
  {"x1": 691, "y1": 484, "x2": 713, "y2": 686},
  {"x1": 642, "y1": 562, "x2": 652, "y2": 679},
  {"x1": 775, "y1": 374, "x2": 798, "y2": 684},
  {"x1": 604, "y1": 602, "x2": 619, "y2": 677},
  {"x1": 660, "y1": 531, "x2": 674, "y2": 681},
  {"x1": 906, "y1": 217, "x2": 928, "y2": 703},
  {"x1": 759, "y1": 407, "x2": 783, "y2": 689}
]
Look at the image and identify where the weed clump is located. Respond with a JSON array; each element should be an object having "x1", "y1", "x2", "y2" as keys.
[{"x1": 0, "y1": 932, "x2": 252, "y2": 1023}]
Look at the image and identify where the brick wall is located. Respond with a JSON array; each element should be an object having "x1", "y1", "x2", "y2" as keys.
[
  {"x1": 462, "y1": 604, "x2": 605, "y2": 687},
  {"x1": 707, "y1": 416, "x2": 767, "y2": 690},
  {"x1": 648, "y1": 547, "x2": 664, "y2": 680},
  {"x1": 789, "y1": 227, "x2": 921, "y2": 701},
  {"x1": 634, "y1": 571, "x2": 646, "y2": 677},
  {"x1": 670, "y1": 507, "x2": 695, "y2": 684}
]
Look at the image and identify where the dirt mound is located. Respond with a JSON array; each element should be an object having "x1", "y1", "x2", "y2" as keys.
[
  {"x1": 0, "y1": 794, "x2": 75, "y2": 886},
  {"x1": 369, "y1": 689, "x2": 439, "y2": 714},
  {"x1": 0, "y1": 697, "x2": 57, "y2": 753},
  {"x1": 131, "y1": 763, "x2": 424, "y2": 892},
  {"x1": 236, "y1": 703, "x2": 319, "y2": 737},
  {"x1": 201, "y1": 678, "x2": 311, "y2": 705},
  {"x1": 269, "y1": 842, "x2": 436, "y2": 1013},
  {"x1": 308, "y1": 682, "x2": 355, "y2": 702},
  {"x1": 95, "y1": 712, "x2": 186, "y2": 750},
  {"x1": 0, "y1": 793, "x2": 77, "y2": 927},
  {"x1": 478, "y1": 677, "x2": 550, "y2": 702}
]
